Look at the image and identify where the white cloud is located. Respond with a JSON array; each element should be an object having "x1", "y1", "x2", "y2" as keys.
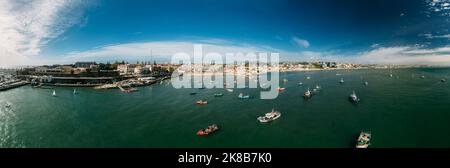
[
  {"x1": 420, "y1": 33, "x2": 450, "y2": 39},
  {"x1": 353, "y1": 46, "x2": 450, "y2": 65},
  {"x1": 291, "y1": 37, "x2": 310, "y2": 48},
  {"x1": 0, "y1": 0, "x2": 89, "y2": 67}
]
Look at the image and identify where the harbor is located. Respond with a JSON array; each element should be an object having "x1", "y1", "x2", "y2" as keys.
[{"x1": 1, "y1": 68, "x2": 450, "y2": 148}]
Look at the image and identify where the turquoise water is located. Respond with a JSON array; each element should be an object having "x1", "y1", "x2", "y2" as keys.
[{"x1": 1, "y1": 68, "x2": 450, "y2": 148}]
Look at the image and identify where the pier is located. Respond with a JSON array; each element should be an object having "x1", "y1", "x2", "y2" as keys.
[{"x1": 0, "y1": 80, "x2": 30, "y2": 91}]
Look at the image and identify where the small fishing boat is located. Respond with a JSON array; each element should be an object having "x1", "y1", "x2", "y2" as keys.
[
  {"x1": 195, "y1": 100, "x2": 208, "y2": 105},
  {"x1": 364, "y1": 81, "x2": 369, "y2": 86},
  {"x1": 303, "y1": 88, "x2": 312, "y2": 98},
  {"x1": 257, "y1": 109, "x2": 281, "y2": 123},
  {"x1": 306, "y1": 76, "x2": 311, "y2": 80},
  {"x1": 73, "y1": 89, "x2": 77, "y2": 95},
  {"x1": 196, "y1": 124, "x2": 219, "y2": 136},
  {"x1": 226, "y1": 88, "x2": 234, "y2": 92},
  {"x1": 349, "y1": 91, "x2": 360, "y2": 103},
  {"x1": 339, "y1": 78, "x2": 344, "y2": 84},
  {"x1": 214, "y1": 93, "x2": 223, "y2": 97},
  {"x1": 52, "y1": 90, "x2": 56, "y2": 97},
  {"x1": 356, "y1": 131, "x2": 371, "y2": 148},
  {"x1": 389, "y1": 74, "x2": 393, "y2": 78},
  {"x1": 298, "y1": 82, "x2": 303, "y2": 86},
  {"x1": 421, "y1": 75, "x2": 425, "y2": 79},
  {"x1": 122, "y1": 88, "x2": 137, "y2": 93},
  {"x1": 277, "y1": 87, "x2": 285, "y2": 92},
  {"x1": 238, "y1": 93, "x2": 250, "y2": 99},
  {"x1": 189, "y1": 92, "x2": 197, "y2": 95},
  {"x1": 441, "y1": 79, "x2": 446, "y2": 83}
]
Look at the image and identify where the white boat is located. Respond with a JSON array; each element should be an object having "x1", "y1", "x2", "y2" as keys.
[
  {"x1": 257, "y1": 109, "x2": 281, "y2": 123},
  {"x1": 238, "y1": 93, "x2": 250, "y2": 99},
  {"x1": 389, "y1": 74, "x2": 393, "y2": 78},
  {"x1": 441, "y1": 79, "x2": 446, "y2": 83},
  {"x1": 303, "y1": 88, "x2": 312, "y2": 98},
  {"x1": 52, "y1": 90, "x2": 56, "y2": 97},
  {"x1": 73, "y1": 89, "x2": 77, "y2": 94},
  {"x1": 356, "y1": 131, "x2": 371, "y2": 148},
  {"x1": 349, "y1": 91, "x2": 360, "y2": 103},
  {"x1": 306, "y1": 76, "x2": 311, "y2": 80},
  {"x1": 339, "y1": 78, "x2": 344, "y2": 84},
  {"x1": 315, "y1": 85, "x2": 321, "y2": 90},
  {"x1": 298, "y1": 82, "x2": 303, "y2": 86},
  {"x1": 226, "y1": 88, "x2": 234, "y2": 92},
  {"x1": 364, "y1": 81, "x2": 369, "y2": 86}
]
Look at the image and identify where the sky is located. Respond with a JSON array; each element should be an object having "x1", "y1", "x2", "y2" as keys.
[{"x1": 0, "y1": 0, "x2": 450, "y2": 67}]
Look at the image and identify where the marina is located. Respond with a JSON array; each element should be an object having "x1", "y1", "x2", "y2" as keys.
[{"x1": 1, "y1": 68, "x2": 450, "y2": 147}]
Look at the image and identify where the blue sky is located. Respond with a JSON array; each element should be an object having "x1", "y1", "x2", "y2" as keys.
[{"x1": 1, "y1": 0, "x2": 450, "y2": 67}]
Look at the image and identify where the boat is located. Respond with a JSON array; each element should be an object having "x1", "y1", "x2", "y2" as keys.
[
  {"x1": 122, "y1": 88, "x2": 137, "y2": 93},
  {"x1": 349, "y1": 91, "x2": 360, "y2": 103},
  {"x1": 195, "y1": 100, "x2": 208, "y2": 105},
  {"x1": 52, "y1": 90, "x2": 56, "y2": 97},
  {"x1": 226, "y1": 88, "x2": 234, "y2": 92},
  {"x1": 283, "y1": 79, "x2": 288, "y2": 83},
  {"x1": 339, "y1": 78, "x2": 344, "y2": 84},
  {"x1": 441, "y1": 79, "x2": 446, "y2": 83},
  {"x1": 306, "y1": 76, "x2": 311, "y2": 80},
  {"x1": 364, "y1": 81, "x2": 369, "y2": 86},
  {"x1": 73, "y1": 89, "x2": 77, "y2": 95},
  {"x1": 356, "y1": 131, "x2": 371, "y2": 148},
  {"x1": 257, "y1": 109, "x2": 281, "y2": 123},
  {"x1": 298, "y1": 82, "x2": 303, "y2": 86},
  {"x1": 196, "y1": 124, "x2": 219, "y2": 136},
  {"x1": 214, "y1": 93, "x2": 223, "y2": 97},
  {"x1": 238, "y1": 93, "x2": 250, "y2": 99},
  {"x1": 277, "y1": 87, "x2": 285, "y2": 92},
  {"x1": 315, "y1": 85, "x2": 321, "y2": 90},
  {"x1": 303, "y1": 88, "x2": 312, "y2": 98},
  {"x1": 189, "y1": 92, "x2": 197, "y2": 95},
  {"x1": 389, "y1": 74, "x2": 393, "y2": 78},
  {"x1": 421, "y1": 75, "x2": 425, "y2": 79}
]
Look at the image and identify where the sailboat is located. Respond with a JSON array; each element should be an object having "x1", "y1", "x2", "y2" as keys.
[{"x1": 52, "y1": 90, "x2": 56, "y2": 97}]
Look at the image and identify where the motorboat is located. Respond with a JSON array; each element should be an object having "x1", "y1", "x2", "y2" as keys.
[
  {"x1": 339, "y1": 78, "x2": 344, "y2": 84},
  {"x1": 349, "y1": 91, "x2": 360, "y2": 103},
  {"x1": 306, "y1": 76, "x2": 311, "y2": 80},
  {"x1": 257, "y1": 109, "x2": 281, "y2": 123},
  {"x1": 52, "y1": 90, "x2": 56, "y2": 97},
  {"x1": 315, "y1": 85, "x2": 321, "y2": 90},
  {"x1": 277, "y1": 87, "x2": 285, "y2": 92},
  {"x1": 441, "y1": 79, "x2": 446, "y2": 83},
  {"x1": 214, "y1": 93, "x2": 224, "y2": 97},
  {"x1": 189, "y1": 92, "x2": 197, "y2": 95},
  {"x1": 303, "y1": 88, "x2": 312, "y2": 98},
  {"x1": 196, "y1": 124, "x2": 219, "y2": 136},
  {"x1": 238, "y1": 93, "x2": 250, "y2": 99},
  {"x1": 298, "y1": 82, "x2": 303, "y2": 86},
  {"x1": 226, "y1": 88, "x2": 234, "y2": 92},
  {"x1": 364, "y1": 81, "x2": 369, "y2": 86},
  {"x1": 356, "y1": 131, "x2": 371, "y2": 148},
  {"x1": 196, "y1": 100, "x2": 208, "y2": 105}
]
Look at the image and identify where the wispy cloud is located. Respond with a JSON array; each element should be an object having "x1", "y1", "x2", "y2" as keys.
[
  {"x1": 420, "y1": 33, "x2": 450, "y2": 39},
  {"x1": 0, "y1": 0, "x2": 90, "y2": 67},
  {"x1": 291, "y1": 37, "x2": 310, "y2": 48}
]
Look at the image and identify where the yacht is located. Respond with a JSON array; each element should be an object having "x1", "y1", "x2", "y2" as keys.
[
  {"x1": 356, "y1": 131, "x2": 371, "y2": 148},
  {"x1": 257, "y1": 109, "x2": 281, "y2": 123}
]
